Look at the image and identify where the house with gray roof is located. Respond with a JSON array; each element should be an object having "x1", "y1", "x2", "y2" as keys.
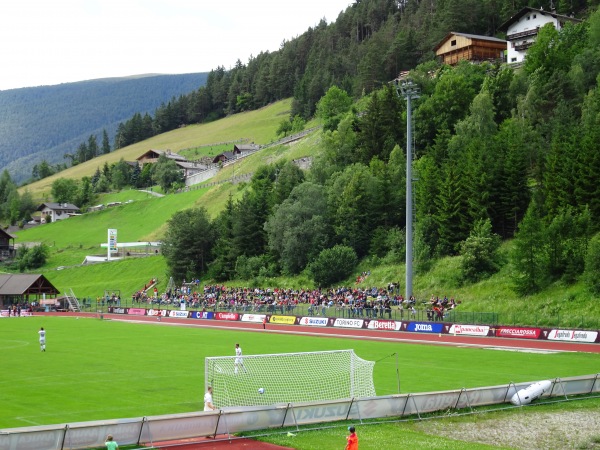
[
  {"x1": 499, "y1": 7, "x2": 581, "y2": 64},
  {"x1": 37, "y1": 202, "x2": 81, "y2": 223}
]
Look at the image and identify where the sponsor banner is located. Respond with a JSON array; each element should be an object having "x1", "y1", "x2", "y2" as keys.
[
  {"x1": 299, "y1": 317, "x2": 328, "y2": 327},
  {"x1": 495, "y1": 327, "x2": 541, "y2": 339},
  {"x1": 449, "y1": 324, "x2": 490, "y2": 336},
  {"x1": 127, "y1": 308, "x2": 147, "y2": 316},
  {"x1": 406, "y1": 322, "x2": 444, "y2": 333},
  {"x1": 0, "y1": 310, "x2": 33, "y2": 317},
  {"x1": 270, "y1": 315, "x2": 296, "y2": 325},
  {"x1": 191, "y1": 311, "x2": 214, "y2": 320},
  {"x1": 147, "y1": 309, "x2": 167, "y2": 317},
  {"x1": 168, "y1": 310, "x2": 190, "y2": 318},
  {"x1": 215, "y1": 312, "x2": 239, "y2": 321},
  {"x1": 333, "y1": 318, "x2": 364, "y2": 329},
  {"x1": 109, "y1": 307, "x2": 128, "y2": 314},
  {"x1": 367, "y1": 319, "x2": 401, "y2": 331},
  {"x1": 241, "y1": 314, "x2": 266, "y2": 323},
  {"x1": 546, "y1": 329, "x2": 598, "y2": 343}
]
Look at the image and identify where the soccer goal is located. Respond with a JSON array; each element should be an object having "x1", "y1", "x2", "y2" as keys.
[{"x1": 205, "y1": 349, "x2": 376, "y2": 408}]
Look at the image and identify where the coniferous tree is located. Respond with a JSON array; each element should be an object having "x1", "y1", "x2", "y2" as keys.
[
  {"x1": 511, "y1": 199, "x2": 548, "y2": 296},
  {"x1": 210, "y1": 194, "x2": 237, "y2": 281},
  {"x1": 101, "y1": 129, "x2": 111, "y2": 154},
  {"x1": 162, "y1": 207, "x2": 216, "y2": 282},
  {"x1": 87, "y1": 134, "x2": 99, "y2": 160},
  {"x1": 434, "y1": 161, "x2": 468, "y2": 256},
  {"x1": 583, "y1": 232, "x2": 600, "y2": 295}
]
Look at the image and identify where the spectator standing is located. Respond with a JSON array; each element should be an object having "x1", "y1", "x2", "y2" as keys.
[
  {"x1": 345, "y1": 426, "x2": 358, "y2": 450},
  {"x1": 105, "y1": 435, "x2": 118, "y2": 450},
  {"x1": 204, "y1": 386, "x2": 216, "y2": 411}
]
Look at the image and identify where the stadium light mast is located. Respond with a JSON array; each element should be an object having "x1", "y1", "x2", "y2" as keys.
[{"x1": 396, "y1": 78, "x2": 419, "y2": 302}]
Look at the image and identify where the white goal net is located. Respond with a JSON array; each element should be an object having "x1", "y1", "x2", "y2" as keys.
[{"x1": 205, "y1": 349, "x2": 376, "y2": 408}]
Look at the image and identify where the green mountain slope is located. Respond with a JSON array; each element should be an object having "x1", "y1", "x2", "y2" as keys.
[
  {"x1": 13, "y1": 99, "x2": 323, "y2": 296},
  {"x1": 22, "y1": 99, "x2": 295, "y2": 199},
  {"x1": 1, "y1": 73, "x2": 208, "y2": 183}
]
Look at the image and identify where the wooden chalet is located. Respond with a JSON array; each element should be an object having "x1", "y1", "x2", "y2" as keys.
[
  {"x1": 434, "y1": 32, "x2": 506, "y2": 66},
  {"x1": 212, "y1": 149, "x2": 241, "y2": 164},
  {"x1": 233, "y1": 143, "x2": 260, "y2": 156},
  {"x1": 136, "y1": 149, "x2": 188, "y2": 168},
  {"x1": 0, "y1": 274, "x2": 59, "y2": 309},
  {"x1": 0, "y1": 229, "x2": 16, "y2": 261}
]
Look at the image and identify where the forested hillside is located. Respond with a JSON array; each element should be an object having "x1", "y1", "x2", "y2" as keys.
[
  {"x1": 154, "y1": 2, "x2": 600, "y2": 299},
  {"x1": 0, "y1": 73, "x2": 207, "y2": 183},
  {"x1": 112, "y1": 0, "x2": 597, "y2": 140}
]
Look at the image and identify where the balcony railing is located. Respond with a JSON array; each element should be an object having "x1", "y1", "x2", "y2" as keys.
[
  {"x1": 507, "y1": 27, "x2": 539, "y2": 40},
  {"x1": 514, "y1": 42, "x2": 534, "y2": 51}
]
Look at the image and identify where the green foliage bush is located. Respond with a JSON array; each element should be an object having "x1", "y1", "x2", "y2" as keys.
[
  {"x1": 235, "y1": 255, "x2": 276, "y2": 280},
  {"x1": 583, "y1": 233, "x2": 600, "y2": 295},
  {"x1": 308, "y1": 245, "x2": 358, "y2": 287},
  {"x1": 17, "y1": 244, "x2": 49, "y2": 272}
]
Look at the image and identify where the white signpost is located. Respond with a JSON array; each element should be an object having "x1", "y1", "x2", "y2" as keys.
[{"x1": 107, "y1": 229, "x2": 118, "y2": 261}]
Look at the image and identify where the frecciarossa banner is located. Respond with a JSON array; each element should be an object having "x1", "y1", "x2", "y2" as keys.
[{"x1": 495, "y1": 326, "x2": 541, "y2": 339}]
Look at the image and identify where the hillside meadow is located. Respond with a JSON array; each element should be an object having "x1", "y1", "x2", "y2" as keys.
[{"x1": 20, "y1": 98, "x2": 296, "y2": 199}]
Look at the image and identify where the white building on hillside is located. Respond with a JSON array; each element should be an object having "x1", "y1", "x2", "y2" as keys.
[
  {"x1": 37, "y1": 202, "x2": 81, "y2": 222},
  {"x1": 499, "y1": 7, "x2": 581, "y2": 64}
]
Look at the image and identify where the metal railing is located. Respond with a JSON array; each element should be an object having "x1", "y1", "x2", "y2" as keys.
[{"x1": 79, "y1": 300, "x2": 600, "y2": 330}]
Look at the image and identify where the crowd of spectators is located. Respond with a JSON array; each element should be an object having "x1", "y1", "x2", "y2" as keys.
[
  {"x1": 4, "y1": 303, "x2": 32, "y2": 316},
  {"x1": 128, "y1": 279, "x2": 460, "y2": 321}
]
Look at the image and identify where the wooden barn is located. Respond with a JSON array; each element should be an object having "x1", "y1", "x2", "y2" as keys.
[
  {"x1": 0, "y1": 274, "x2": 59, "y2": 309},
  {"x1": 434, "y1": 32, "x2": 506, "y2": 66},
  {"x1": 0, "y1": 229, "x2": 16, "y2": 261},
  {"x1": 136, "y1": 149, "x2": 188, "y2": 168}
]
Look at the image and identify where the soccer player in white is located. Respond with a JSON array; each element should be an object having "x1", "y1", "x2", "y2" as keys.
[
  {"x1": 234, "y1": 343, "x2": 247, "y2": 374},
  {"x1": 38, "y1": 327, "x2": 46, "y2": 352}
]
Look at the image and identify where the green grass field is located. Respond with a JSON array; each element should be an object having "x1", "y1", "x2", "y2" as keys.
[{"x1": 1, "y1": 315, "x2": 599, "y2": 433}]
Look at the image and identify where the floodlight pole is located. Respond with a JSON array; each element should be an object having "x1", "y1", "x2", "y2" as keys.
[{"x1": 397, "y1": 80, "x2": 419, "y2": 303}]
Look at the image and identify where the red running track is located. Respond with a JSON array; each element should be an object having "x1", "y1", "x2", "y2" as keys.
[{"x1": 52, "y1": 311, "x2": 600, "y2": 353}]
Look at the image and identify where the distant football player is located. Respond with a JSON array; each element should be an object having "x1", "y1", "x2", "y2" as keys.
[
  {"x1": 234, "y1": 343, "x2": 247, "y2": 374},
  {"x1": 38, "y1": 327, "x2": 46, "y2": 352}
]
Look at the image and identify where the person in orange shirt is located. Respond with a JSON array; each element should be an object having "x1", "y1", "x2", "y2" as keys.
[{"x1": 345, "y1": 426, "x2": 358, "y2": 450}]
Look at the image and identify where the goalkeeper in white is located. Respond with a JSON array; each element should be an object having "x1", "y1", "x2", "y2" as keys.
[{"x1": 234, "y1": 343, "x2": 247, "y2": 374}]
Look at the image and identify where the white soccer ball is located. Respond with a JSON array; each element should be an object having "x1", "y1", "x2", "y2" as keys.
[{"x1": 258, "y1": 388, "x2": 265, "y2": 394}]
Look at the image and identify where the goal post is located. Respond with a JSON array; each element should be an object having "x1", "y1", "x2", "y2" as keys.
[{"x1": 204, "y1": 349, "x2": 376, "y2": 408}]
